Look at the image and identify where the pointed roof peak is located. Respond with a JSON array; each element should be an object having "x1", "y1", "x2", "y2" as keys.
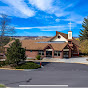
[{"x1": 56, "y1": 31, "x2": 68, "y2": 39}]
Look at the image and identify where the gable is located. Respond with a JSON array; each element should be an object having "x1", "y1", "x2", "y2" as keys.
[
  {"x1": 64, "y1": 45, "x2": 69, "y2": 49},
  {"x1": 50, "y1": 34, "x2": 68, "y2": 42}
]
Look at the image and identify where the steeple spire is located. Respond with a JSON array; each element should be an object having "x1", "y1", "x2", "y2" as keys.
[{"x1": 68, "y1": 21, "x2": 72, "y2": 31}]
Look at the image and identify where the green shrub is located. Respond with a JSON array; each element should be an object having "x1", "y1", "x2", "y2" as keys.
[
  {"x1": 36, "y1": 55, "x2": 41, "y2": 60},
  {"x1": 0, "y1": 84, "x2": 5, "y2": 87},
  {"x1": 0, "y1": 61, "x2": 5, "y2": 67},
  {"x1": 16, "y1": 62, "x2": 41, "y2": 69}
]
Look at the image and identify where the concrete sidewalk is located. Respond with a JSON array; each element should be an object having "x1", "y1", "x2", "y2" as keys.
[
  {"x1": 57, "y1": 57, "x2": 88, "y2": 63},
  {"x1": 26, "y1": 57, "x2": 88, "y2": 65},
  {"x1": 42, "y1": 57, "x2": 88, "y2": 64}
]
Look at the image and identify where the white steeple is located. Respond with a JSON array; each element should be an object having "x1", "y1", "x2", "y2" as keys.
[
  {"x1": 68, "y1": 21, "x2": 72, "y2": 40},
  {"x1": 68, "y1": 21, "x2": 72, "y2": 31}
]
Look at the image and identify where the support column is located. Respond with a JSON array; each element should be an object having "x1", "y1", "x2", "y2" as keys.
[
  {"x1": 60, "y1": 51, "x2": 63, "y2": 59},
  {"x1": 52, "y1": 49, "x2": 54, "y2": 58},
  {"x1": 69, "y1": 48, "x2": 71, "y2": 58},
  {"x1": 77, "y1": 47, "x2": 79, "y2": 56},
  {"x1": 44, "y1": 50, "x2": 46, "y2": 57}
]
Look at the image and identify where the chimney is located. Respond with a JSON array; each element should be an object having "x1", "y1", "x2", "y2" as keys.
[
  {"x1": 56, "y1": 31, "x2": 58, "y2": 35},
  {"x1": 68, "y1": 31, "x2": 72, "y2": 40}
]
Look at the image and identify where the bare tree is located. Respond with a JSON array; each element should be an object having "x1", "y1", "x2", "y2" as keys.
[{"x1": 0, "y1": 14, "x2": 15, "y2": 52}]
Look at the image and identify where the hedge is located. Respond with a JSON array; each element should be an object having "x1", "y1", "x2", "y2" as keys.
[
  {"x1": 16, "y1": 62, "x2": 41, "y2": 69},
  {"x1": 0, "y1": 61, "x2": 5, "y2": 67}
]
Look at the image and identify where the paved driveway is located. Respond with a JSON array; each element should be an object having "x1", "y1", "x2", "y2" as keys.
[{"x1": 0, "y1": 63, "x2": 88, "y2": 87}]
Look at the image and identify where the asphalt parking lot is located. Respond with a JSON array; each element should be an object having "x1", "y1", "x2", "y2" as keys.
[{"x1": 0, "y1": 63, "x2": 88, "y2": 87}]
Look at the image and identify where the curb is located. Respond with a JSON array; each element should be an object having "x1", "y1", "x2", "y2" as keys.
[
  {"x1": 0, "y1": 68, "x2": 24, "y2": 71},
  {"x1": 74, "y1": 62, "x2": 88, "y2": 65}
]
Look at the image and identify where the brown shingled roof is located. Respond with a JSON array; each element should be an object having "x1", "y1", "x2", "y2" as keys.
[
  {"x1": 3, "y1": 38, "x2": 52, "y2": 48},
  {"x1": 21, "y1": 39, "x2": 67, "y2": 51},
  {"x1": 4, "y1": 40, "x2": 15, "y2": 48},
  {"x1": 72, "y1": 38, "x2": 79, "y2": 46},
  {"x1": 4, "y1": 38, "x2": 67, "y2": 51},
  {"x1": 4, "y1": 31, "x2": 79, "y2": 50},
  {"x1": 57, "y1": 31, "x2": 68, "y2": 39}
]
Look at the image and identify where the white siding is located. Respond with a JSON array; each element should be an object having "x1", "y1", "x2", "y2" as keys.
[
  {"x1": 68, "y1": 31, "x2": 72, "y2": 39},
  {"x1": 51, "y1": 34, "x2": 68, "y2": 42}
]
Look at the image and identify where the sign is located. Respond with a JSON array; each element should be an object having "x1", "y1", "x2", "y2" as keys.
[
  {"x1": 46, "y1": 49, "x2": 53, "y2": 51},
  {"x1": 63, "y1": 49, "x2": 69, "y2": 51}
]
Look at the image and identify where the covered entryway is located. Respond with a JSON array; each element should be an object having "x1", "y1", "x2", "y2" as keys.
[
  {"x1": 63, "y1": 51, "x2": 69, "y2": 58},
  {"x1": 46, "y1": 51, "x2": 52, "y2": 57},
  {"x1": 44, "y1": 44, "x2": 54, "y2": 58},
  {"x1": 63, "y1": 45, "x2": 70, "y2": 58}
]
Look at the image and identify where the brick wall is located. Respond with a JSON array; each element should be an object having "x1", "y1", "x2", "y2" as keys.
[
  {"x1": 73, "y1": 44, "x2": 79, "y2": 56},
  {"x1": 60, "y1": 51, "x2": 63, "y2": 59},
  {"x1": 26, "y1": 50, "x2": 38, "y2": 58}
]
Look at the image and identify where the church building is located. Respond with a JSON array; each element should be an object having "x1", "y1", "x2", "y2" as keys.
[{"x1": 4, "y1": 31, "x2": 79, "y2": 59}]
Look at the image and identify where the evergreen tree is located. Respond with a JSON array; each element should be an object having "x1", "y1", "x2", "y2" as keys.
[
  {"x1": 6, "y1": 39, "x2": 26, "y2": 65},
  {"x1": 79, "y1": 16, "x2": 88, "y2": 41}
]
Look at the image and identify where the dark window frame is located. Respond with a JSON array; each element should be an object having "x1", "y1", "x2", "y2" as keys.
[
  {"x1": 38, "y1": 50, "x2": 44, "y2": 55},
  {"x1": 54, "y1": 51, "x2": 60, "y2": 56}
]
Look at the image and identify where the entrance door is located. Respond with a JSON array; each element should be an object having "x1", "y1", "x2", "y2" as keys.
[
  {"x1": 63, "y1": 51, "x2": 69, "y2": 58},
  {"x1": 46, "y1": 51, "x2": 52, "y2": 57}
]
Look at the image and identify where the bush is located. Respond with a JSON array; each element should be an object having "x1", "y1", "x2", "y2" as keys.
[
  {"x1": 36, "y1": 55, "x2": 41, "y2": 60},
  {"x1": 16, "y1": 62, "x2": 41, "y2": 69},
  {"x1": 0, "y1": 84, "x2": 5, "y2": 87},
  {"x1": 0, "y1": 61, "x2": 5, "y2": 67}
]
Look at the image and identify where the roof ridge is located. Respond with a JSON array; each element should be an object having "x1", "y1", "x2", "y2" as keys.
[
  {"x1": 56, "y1": 31, "x2": 68, "y2": 39},
  {"x1": 57, "y1": 31, "x2": 68, "y2": 35}
]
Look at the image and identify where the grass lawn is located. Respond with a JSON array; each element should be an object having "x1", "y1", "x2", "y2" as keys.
[
  {"x1": 16, "y1": 61, "x2": 41, "y2": 69},
  {"x1": 0, "y1": 84, "x2": 5, "y2": 87}
]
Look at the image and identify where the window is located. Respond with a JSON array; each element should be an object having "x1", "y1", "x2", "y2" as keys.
[
  {"x1": 54, "y1": 51, "x2": 57, "y2": 56},
  {"x1": 38, "y1": 50, "x2": 44, "y2": 55},
  {"x1": 68, "y1": 41, "x2": 71, "y2": 44},
  {"x1": 58, "y1": 36, "x2": 61, "y2": 39},
  {"x1": 69, "y1": 33, "x2": 71, "y2": 37},
  {"x1": 54, "y1": 51, "x2": 60, "y2": 56},
  {"x1": 30, "y1": 50, "x2": 32, "y2": 52},
  {"x1": 58, "y1": 52, "x2": 60, "y2": 56}
]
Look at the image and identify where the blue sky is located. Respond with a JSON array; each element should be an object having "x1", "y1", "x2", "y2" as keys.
[{"x1": 0, "y1": 0, "x2": 87, "y2": 37}]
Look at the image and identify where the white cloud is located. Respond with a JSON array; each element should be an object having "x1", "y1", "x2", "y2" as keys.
[
  {"x1": 66, "y1": 12, "x2": 84, "y2": 24},
  {"x1": 29, "y1": 0, "x2": 53, "y2": 11},
  {"x1": 55, "y1": 17, "x2": 83, "y2": 24},
  {"x1": 55, "y1": 19, "x2": 60, "y2": 22},
  {"x1": 0, "y1": 15, "x2": 2, "y2": 18},
  {"x1": 29, "y1": 0, "x2": 75, "y2": 16},
  {"x1": 41, "y1": 26, "x2": 69, "y2": 31},
  {"x1": 0, "y1": 0, "x2": 35, "y2": 18},
  {"x1": 29, "y1": 0, "x2": 61, "y2": 15},
  {"x1": 15, "y1": 25, "x2": 72, "y2": 32},
  {"x1": 15, "y1": 25, "x2": 65, "y2": 30},
  {"x1": 29, "y1": 0, "x2": 83, "y2": 25}
]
